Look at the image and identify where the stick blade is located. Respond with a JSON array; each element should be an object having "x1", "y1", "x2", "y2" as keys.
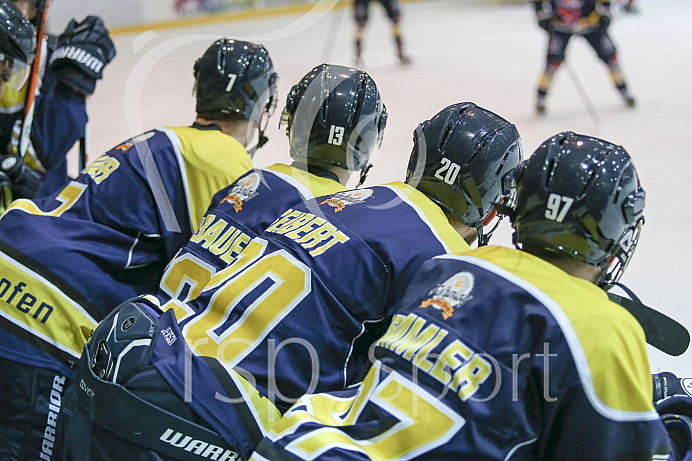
[{"x1": 608, "y1": 293, "x2": 690, "y2": 356}]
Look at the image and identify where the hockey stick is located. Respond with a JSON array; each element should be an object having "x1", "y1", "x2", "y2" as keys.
[
  {"x1": 564, "y1": 61, "x2": 602, "y2": 129},
  {"x1": 608, "y1": 284, "x2": 690, "y2": 357},
  {"x1": 17, "y1": 0, "x2": 50, "y2": 160},
  {"x1": 320, "y1": 0, "x2": 343, "y2": 63},
  {"x1": 78, "y1": 96, "x2": 89, "y2": 172}
]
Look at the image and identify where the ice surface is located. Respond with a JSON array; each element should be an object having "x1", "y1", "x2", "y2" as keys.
[{"x1": 79, "y1": 0, "x2": 692, "y2": 376}]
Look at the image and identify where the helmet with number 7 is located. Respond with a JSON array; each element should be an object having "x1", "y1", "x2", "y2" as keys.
[
  {"x1": 406, "y1": 102, "x2": 523, "y2": 245},
  {"x1": 281, "y1": 63, "x2": 387, "y2": 178},
  {"x1": 511, "y1": 131, "x2": 646, "y2": 288},
  {"x1": 194, "y1": 39, "x2": 278, "y2": 127}
]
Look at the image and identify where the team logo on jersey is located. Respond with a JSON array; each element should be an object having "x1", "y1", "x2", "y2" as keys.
[
  {"x1": 113, "y1": 131, "x2": 156, "y2": 152},
  {"x1": 320, "y1": 189, "x2": 373, "y2": 212},
  {"x1": 220, "y1": 172, "x2": 261, "y2": 213},
  {"x1": 682, "y1": 378, "x2": 692, "y2": 397},
  {"x1": 418, "y1": 271, "x2": 474, "y2": 320}
]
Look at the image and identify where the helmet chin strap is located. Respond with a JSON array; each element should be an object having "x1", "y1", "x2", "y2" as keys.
[
  {"x1": 258, "y1": 132, "x2": 269, "y2": 149},
  {"x1": 246, "y1": 121, "x2": 269, "y2": 158},
  {"x1": 478, "y1": 214, "x2": 505, "y2": 246}
]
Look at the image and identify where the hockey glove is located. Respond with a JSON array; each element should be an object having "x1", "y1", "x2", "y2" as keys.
[
  {"x1": 538, "y1": 17, "x2": 553, "y2": 31},
  {"x1": 599, "y1": 2, "x2": 612, "y2": 29},
  {"x1": 654, "y1": 372, "x2": 692, "y2": 402},
  {"x1": 49, "y1": 15, "x2": 116, "y2": 95},
  {"x1": 656, "y1": 396, "x2": 692, "y2": 461},
  {"x1": 0, "y1": 154, "x2": 42, "y2": 200},
  {"x1": 599, "y1": 14, "x2": 611, "y2": 28},
  {"x1": 534, "y1": 1, "x2": 554, "y2": 31}
]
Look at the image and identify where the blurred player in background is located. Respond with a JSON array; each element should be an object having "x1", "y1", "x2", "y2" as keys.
[
  {"x1": 354, "y1": 0, "x2": 411, "y2": 66},
  {"x1": 0, "y1": 0, "x2": 116, "y2": 204},
  {"x1": 533, "y1": 0, "x2": 636, "y2": 114},
  {"x1": 57, "y1": 102, "x2": 521, "y2": 460},
  {"x1": 0, "y1": 38, "x2": 277, "y2": 461},
  {"x1": 251, "y1": 132, "x2": 680, "y2": 460}
]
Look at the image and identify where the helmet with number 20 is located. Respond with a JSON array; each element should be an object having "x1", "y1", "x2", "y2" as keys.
[{"x1": 406, "y1": 102, "x2": 523, "y2": 245}]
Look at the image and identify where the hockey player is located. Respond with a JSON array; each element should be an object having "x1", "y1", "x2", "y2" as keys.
[
  {"x1": 250, "y1": 131, "x2": 677, "y2": 460},
  {"x1": 0, "y1": 0, "x2": 116, "y2": 202},
  {"x1": 0, "y1": 0, "x2": 37, "y2": 209},
  {"x1": 534, "y1": 0, "x2": 636, "y2": 114},
  {"x1": 0, "y1": 38, "x2": 277, "y2": 460},
  {"x1": 56, "y1": 61, "x2": 388, "y2": 461},
  {"x1": 354, "y1": 0, "x2": 411, "y2": 65},
  {"x1": 56, "y1": 102, "x2": 522, "y2": 460},
  {"x1": 155, "y1": 63, "x2": 387, "y2": 312}
]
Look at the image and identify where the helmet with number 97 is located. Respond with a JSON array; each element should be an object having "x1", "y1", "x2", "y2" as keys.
[
  {"x1": 194, "y1": 39, "x2": 278, "y2": 129},
  {"x1": 511, "y1": 131, "x2": 645, "y2": 289},
  {"x1": 406, "y1": 102, "x2": 522, "y2": 245},
  {"x1": 281, "y1": 63, "x2": 387, "y2": 178}
]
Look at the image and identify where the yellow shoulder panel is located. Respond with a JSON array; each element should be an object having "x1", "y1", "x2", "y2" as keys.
[
  {"x1": 164, "y1": 126, "x2": 253, "y2": 229},
  {"x1": 386, "y1": 181, "x2": 471, "y2": 255},
  {"x1": 266, "y1": 163, "x2": 346, "y2": 197},
  {"x1": 472, "y1": 246, "x2": 654, "y2": 415}
]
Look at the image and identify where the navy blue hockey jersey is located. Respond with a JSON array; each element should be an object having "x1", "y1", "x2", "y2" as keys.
[
  {"x1": 251, "y1": 246, "x2": 671, "y2": 460},
  {"x1": 536, "y1": 0, "x2": 610, "y2": 34},
  {"x1": 0, "y1": 125, "x2": 252, "y2": 373},
  {"x1": 155, "y1": 163, "x2": 347, "y2": 312},
  {"x1": 156, "y1": 182, "x2": 471, "y2": 424}
]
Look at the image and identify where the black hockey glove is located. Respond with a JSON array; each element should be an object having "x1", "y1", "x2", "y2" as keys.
[
  {"x1": 599, "y1": 14, "x2": 611, "y2": 28},
  {"x1": 656, "y1": 396, "x2": 692, "y2": 461},
  {"x1": 538, "y1": 17, "x2": 553, "y2": 32},
  {"x1": 534, "y1": 1, "x2": 554, "y2": 32},
  {"x1": 49, "y1": 15, "x2": 116, "y2": 95},
  {"x1": 0, "y1": 155, "x2": 42, "y2": 200},
  {"x1": 654, "y1": 372, "x2": 692, "y2": 402}
]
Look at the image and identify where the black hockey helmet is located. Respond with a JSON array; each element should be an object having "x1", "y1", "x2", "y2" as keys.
[
  {"x1": 10, "y1": 0, "x2": 42, "y2": 28},
  {"x1": 0, "y1": 0, "x2": 35, "y2": 90},
  {"x1": 406, "y1": 102, "x2": 522, "y2": 245},
  {"x1": 0, "y1": 0, "x2": 35, "y2": 63},
  {"x1": 194, "y1": 39, "x2": 278, "y2": 141},
  {"x1": 280, "y1": 63, "x2": 387, "y2": 180},
  {"x1": 511, "y1": 131, "x2": 645, "y2": 288}
]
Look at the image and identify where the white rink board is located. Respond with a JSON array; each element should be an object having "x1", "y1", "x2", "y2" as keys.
[{"x1": 74, "y1": 0, "x2": 692, "y2": 377}]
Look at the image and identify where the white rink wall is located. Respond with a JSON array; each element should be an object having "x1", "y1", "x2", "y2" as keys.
[
  {"x1": 69, "y1": 0, "x2": 692, "y2": 377},
  {"x1": 46, "y1": 0, "x2": 316, "y2": 32}
]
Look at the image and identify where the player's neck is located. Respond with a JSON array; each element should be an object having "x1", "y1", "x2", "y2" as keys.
[{"x1": 195, "y1": 117, "x2": 255, "y2": 148}]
